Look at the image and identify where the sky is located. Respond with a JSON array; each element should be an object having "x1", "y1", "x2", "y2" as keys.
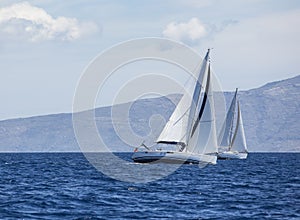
[{"x1": 0, "y1": 0, "x2": 299, "y2": 120}]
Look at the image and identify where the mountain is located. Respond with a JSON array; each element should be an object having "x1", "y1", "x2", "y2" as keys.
[
  {"x1": 238, "y1": 75, "x2": 300, "y2": 152},
  {"x1": 0, "y1": 75, "x2": 299, "y2": 152}
]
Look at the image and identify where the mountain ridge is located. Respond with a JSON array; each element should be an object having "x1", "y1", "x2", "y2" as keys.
[{"x1": 0, "y1": 75, "x2": 299, "y2": 152}]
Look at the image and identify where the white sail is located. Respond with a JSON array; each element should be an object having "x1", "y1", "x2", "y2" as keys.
[
  {"x1": 185, "y1": 51, "x2": 210, "y2": 145},
  {"x1": 218, "y1": 89, "x2": 248, "y2": 155},
  {"x1": 231, "y1": 102, "x2": 248, "y2": 153},
  {"x1": 156, "y1": 50, "x2": 210, "y2": 146},
  {"x1": 187, "y1": 65, "x2": 218, "y2": 155},
  {"x1": 218, "y1": 89, "x2": 237, "y2": 147},
  {"x1": 155, "y1": 84, "x2": 192, "y2": 144},
  {"x1": 132, "y1": 49, "x2": 218, "y2": 164}
]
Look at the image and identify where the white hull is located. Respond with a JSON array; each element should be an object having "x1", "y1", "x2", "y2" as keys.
[
  {"x1": 217, "y1": 151, "x2": 247, "y2": 160},
  {"x1": 132, "y1": 151, "x2": 217, "y2": 165}
]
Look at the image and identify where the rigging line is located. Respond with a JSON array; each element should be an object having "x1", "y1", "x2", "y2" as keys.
[{"x1": 172, "y1": 106, "x2": 190, "y2": 126}]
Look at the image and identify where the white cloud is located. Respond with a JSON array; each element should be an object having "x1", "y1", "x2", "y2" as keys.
[
  {"x1": 162, "y1": 17, "x2": 207, "y2": 44},
  {"x1": 0, "y1": 1, "x2": 98, "y2": 42}
]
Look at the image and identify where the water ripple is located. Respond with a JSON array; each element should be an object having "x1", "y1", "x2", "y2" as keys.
[{"x1": 0, "y1": 153, "x2": 299, "y2": 219}]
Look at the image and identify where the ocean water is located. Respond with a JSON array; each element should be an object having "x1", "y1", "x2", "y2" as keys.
[{"x1": 0, "y1": 153, "x2": 299, "y2": 219}]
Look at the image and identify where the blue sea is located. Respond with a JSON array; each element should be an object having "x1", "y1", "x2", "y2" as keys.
[{"x1": 0, "y1": 153, "x2": 299, "y2": 219}]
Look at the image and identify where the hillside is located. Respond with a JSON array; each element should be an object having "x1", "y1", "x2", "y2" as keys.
[
  {"x1": 0, "y1": 75, "x2": 299, "y2": 152},
  {"x1": 239, "y1": 75, "x2": 300, "y2": 151}
]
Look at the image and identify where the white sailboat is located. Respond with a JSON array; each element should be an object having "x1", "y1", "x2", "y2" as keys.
[
  {"x1": 217, "y1": 89, "x2": 248, "y2": 159},
  {"x1": 132, "y1": 49, "x2": 218, "y2": 165}
]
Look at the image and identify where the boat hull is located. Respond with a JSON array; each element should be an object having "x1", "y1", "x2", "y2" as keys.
[
  {"x1": 132, "y1": 151, "x2": 217, "y2": 165},
  {"x1": 217, "y1": 151, "x2": 247, "y2": 160}
]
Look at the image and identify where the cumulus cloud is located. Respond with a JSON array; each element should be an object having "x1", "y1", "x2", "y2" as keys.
[
  {"x1": 162, "y1": 17, "x2": 207, "y2": 44},
  {"x1": 0, "y1": 2, "x2": 98, "y2": 42}
]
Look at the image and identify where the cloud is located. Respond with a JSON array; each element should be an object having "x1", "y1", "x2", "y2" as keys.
[
  {"x1": 162, "y1": 17, "x2": 207, "y2": 44},
  {"x1": 0, "y1": 1, "x2": 98, "y2": 42}
]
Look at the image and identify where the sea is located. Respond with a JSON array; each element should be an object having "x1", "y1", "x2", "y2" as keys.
[{"x1": 0, "y1": 153, "x2": 299, "y2": 219}]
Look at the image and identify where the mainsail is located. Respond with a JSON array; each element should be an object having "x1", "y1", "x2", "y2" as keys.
[
  {"x1": 230, "y1": 101, "x2": 248, "y2": 152},
  {"x1": 218, "y1": 89, "x2": 237, "y2": 147},
  {"x1": 156, "y1": 49, "x2": 217, "y2": 155},
  {"x1": 218, "y1": 89, "x2": 248, "y2": 153},
  {"x1": 187, "y1": 65, "x2": 218, "y2": 155}
]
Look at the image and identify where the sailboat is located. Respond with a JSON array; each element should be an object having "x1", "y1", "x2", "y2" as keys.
[
  {"x1": 132, "y1": 49, "x2": 218, "y2": 165},
  {"x1": 217, "y1": 89, "x2": 248, "y2": 159}
]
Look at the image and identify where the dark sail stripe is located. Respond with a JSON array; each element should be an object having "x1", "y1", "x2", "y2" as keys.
[
  {"x1": 228, "y1": 88, "x2": 238, "y2": 145},
  {"x1": 190, "y1": 64, "x2": 211, "y2": 137},
  {"x1": 229, "y1": 101, "x2": 240, "y2": 150},
  {"x1": 184, "y1": 49, "x2": 211, "y2": 147}
]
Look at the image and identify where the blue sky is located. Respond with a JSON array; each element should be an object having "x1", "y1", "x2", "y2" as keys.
[{"x1": 0, "y1": 0, "x2": 299, "y2": 119}]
